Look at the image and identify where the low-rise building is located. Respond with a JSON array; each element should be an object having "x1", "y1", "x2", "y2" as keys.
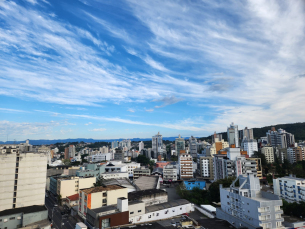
[
  {"x1": 156, "y1": 161, "x2": 170, "y2": 169},
  {"x1": 134, "y1": 176, "x2": 160, "y2": 191},
  {"x1": 273, "y1": 176, "x2": 305, "y2": 203},
  {"x1": 100, "y1": 172, "x2": 129, "y2": 180},
  {"x1": 66, "y1": 194, "x2": 79, "y2": 208},
  {"x1": 0, "y1": 205, "x2": 49, "y2": 229},
  {"x1": 128, "y1": 189, "x2": 168, "y2": 206},
  {"x1": 57, "y1": 176, "x2": 96, "y2": 199},
  {"x1": 133, "y1": 167, "x2": 151, "y2": 179},
  {"x1": 217, "y1": 173, "x2": 284, "y2": 229},
  {"x1": 88, "y1": 153, "x2": 111, "y2": 163},
  {"x1": 163, "y1": 164, "x2": 178, "y2": 182},
  {"x1": 105, "y1": 162, "x2": 127, "y2": 173},
  {"x1": 79, "y1": 185, "x2": 128, "y2": 219},
  {"x1": 124, "y1": 162, "x2": 141, "y2": 177},
  {"x1": 76, "y1": 163, "x2": 106, "y2": 178}
]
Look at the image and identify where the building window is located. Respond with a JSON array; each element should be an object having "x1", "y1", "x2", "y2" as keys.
[
  {"x1": 138, "y1": 210, "x2": 141, "y2": 213},
  {"x1": 9, "y1": 217, "x2": 15, "y2": 220},
  {"x1": 156, "y1": 213, "x2": 159, "y2": 216},
  {"x1": 130, "y1": 212, "x2": 134, "y2": 214}
]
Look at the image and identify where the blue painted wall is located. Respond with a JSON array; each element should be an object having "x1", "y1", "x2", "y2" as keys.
[{"x1": 184, "y1": 180, "x2": 206, "y2": 190}]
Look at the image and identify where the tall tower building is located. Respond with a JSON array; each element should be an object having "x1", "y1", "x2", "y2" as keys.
[
  {"x1": 69, "y1": 145, "x2": 76, "y2": 158},
  {"x1": 189, "y1": 136, "x2": 197, "y2": 158},
  {"x1": 152, "y1": 132, "x2": 162, "y2": 158},
  {"x1": 0, "y1": 147, "x2": 47, "y2": 211},
  {"x1": 139, "y1": 141, "x2": 144, "y2": 152},
  {"x1": 227, "y1": 122, "x2": 239, "y2": 147},
  {"x1": 175, "y1": 135, "x2": 185, "y2": 157},
  {"x1": 239, "y1": 127, "x2": 254, "y2": 141}
]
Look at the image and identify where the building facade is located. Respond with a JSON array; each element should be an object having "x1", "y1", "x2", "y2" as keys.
[
  {"x1": 163, "y1": 164, "x2": 178, "y2": 182},
  {"x1": 175, "y1": 135, "x2": 185, "y2": 157},
  {"x1": 227, "y1": 122, "x2": 239, "y2": 147},
  {"x1": 152, "y1": 132, "x2": 162, "y2": 158},
  {"x1": 0, "y1": 149, "x2": 47, "y2": 211},
  {"x1": 241, "y1": 139, "x2": 258, "y2": 157},
  {"x1": 189, "y1": 136, "x2": 197, "y2": 158},
  {"x1": 217, "y1": 174, "x2": 284, "y2": 229},
  {"x1": 262, "y1": 147, "x2": 274, "y2": 163},
  {"x1": 179, "y1": 153, "x2": 193, "y2": 179},
  {"x1": 199, "y1": 156, "x2": 214, "y2": 180},
  {"x1": 273, "y1": 176, "x2": 305, "y2": 203}
]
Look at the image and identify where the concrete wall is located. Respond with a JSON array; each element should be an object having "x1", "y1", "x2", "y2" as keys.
[
  {"x1": 129, "y1": 203, "x2": 194, "y2": 224},
  {"x1": 107, "y1": 188, "x2": 128, "y2": 205},
  {"x1": 0, "y1": 212, "x2": 23, "y2": 229},
  {"x1": 128, "y1": 202, "x2": 145, "y2": 217},
  {"x1": 23, "y1": 209, "x2": 48, "y2": 227}
]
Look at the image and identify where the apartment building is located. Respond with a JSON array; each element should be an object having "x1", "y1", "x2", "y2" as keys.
[
  {"x1": 175, "y1": 135, "x2": 185, "y2": 157},
  {"x1": 217, "y1": 174, "x2": 284, "y2": 229},
  {"x1": 152, "y1": 132, "x2": 163, "y2": 158},
  {"x1": 189, "y1": 136, "x2": 198, "y2": 158},
  {"x1": 88, "y1": 153, "x2": 111, "y2": 162},
  {"x1": 273, "y1": 176, "x2": 305, "y2": 203},
  {"x1": 78, "y1": 185, "x2": 128, "y2": 218},
  {"x1": 114, "y1": 149, "x2": 124, "y2": 162},
  {"x1": 241, "y1": 139, "x2": 258, "y2": 157},
  {"x1": 287, "y1": 147, "x2": 305, "y2": 164},
  {"x1": 124, "y1": 162, "x2": 141, "y2": 177},
  {"x1": 57, "y1": 176, "x2": 96, "y2": 198},
  {"x1": 261, "y1": 147, "x2": 274, "y2": 163},
  {"x1": 247, "y1": 158, "x2": 263, "y2": 179},
  {"x1": 179, "y1": 153, "x2": 193, "y2": 179},
  {"x1": 227, "y1": 122, "x2": 239, "y2": 147},
  {"x1": 198, "y1": 156, "x2": 214, "y2": 180},
  {"x1": 133, "y1": 167, "x2": 151, "y2": 179},
  {"x1": 0, "y1": 148, "x2": 47, "y2": 211},
  {"x1": 163, "y1": 164, "x2": 178, "y2": 182},
  {"x1": 76, "y1": 163, "x2": 106, "y2": 177}
]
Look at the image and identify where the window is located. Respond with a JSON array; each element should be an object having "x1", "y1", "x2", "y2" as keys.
[
  {"x1": 138, "y1": 210, "x2": 141, "y2": 213},
  {"x1": 156, "y1": 213, "x2": 159, "y2": 216},
  {"x1": 130, "y1": 212, "x2": 134, "y2": 214},
  {"x1": 9, "y1": 217, "x2": 15, "y2": 220},
  {"x1": 180, "y1": 208, "x2": 182, "y2": 210},
  {"x1": 148, "y1": 215, "x2": 151, "y2": 218},
  {"x1": 102, "y1": 199, "x2": 107, "y2": 203}
]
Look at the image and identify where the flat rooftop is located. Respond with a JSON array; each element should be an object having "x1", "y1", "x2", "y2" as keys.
[
  {"x1": 145, "y1": 199, "x2": 190, "y2": 213},
  {"x1": 128, "y1": 189, "x2": 167, "y2": 201},
  {"x1": 134, "y1": 176, "x2": 159, "y2": 190},
  {"x1": 80, "y1": 184, "x2": 125, "y2": 194},
  {"x1": 0, "y1": 205, "x2": 47, "y2": 217},
  {"x1": 197, "y1": 218, "x2": 235, "y2": 229}
]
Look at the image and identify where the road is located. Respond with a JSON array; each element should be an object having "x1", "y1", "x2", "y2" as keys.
[{"x1": 45, "y1": 192, "x2": 77, "y2": 229}]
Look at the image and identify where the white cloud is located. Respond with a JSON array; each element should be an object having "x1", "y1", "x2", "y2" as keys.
[
  {"x1": 90, "y1": 128, "x2": 106, "y2": 132},
  {"x1": 85, "y1": 122, "x2": 92, "y2": 125},
  {"x1": 127, "y1": 108, "x2": 135, "y2": 113},
  {"x1": 0, "y1": 108, "x2": 30, "y2": 113},
  {"x1": 143, "y1": 55, "x2": 169, "y2": 72}
]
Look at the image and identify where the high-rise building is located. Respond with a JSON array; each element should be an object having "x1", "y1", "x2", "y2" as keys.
[
  {"x1": 64, "y1": 147, "x2": 69, "y2": 159},
  {"x1": 198, "y1": 156, "x2": 214, "y2": 180},
  {"x1": 266, "y1": 128, "x2": 295, "y2": 148},
  {"x1": 69, "y1": 145, "x2": 76, "y2": 158},
  {"x1": 111, "y1": 141, "x2": 119, "y2": 149},
  {"x1": 212, "y1": 131, "x2": 222, "y2": 143},
  {"x1": 175, "y1": 135, "x2": 185, "y2": 157},
  {"x1": 189, "y1": 136, "x2": 197, "y2": 158},
  {"x1": 227, "y1": 122, "x2": 239, "y2": 147},
  {"x1": 241, "y1": 139, "x2": 258, "y2": 157},
  {"x1": 217, "y1": 173, "x2": 284, "y2": 229},
  {"x1": 239, "y1": 127, "x2": 254, "y2": 141},
  {"x1": 261, "y1": 147, "x2": 274, "y2": 163},
  {"x1": 179, "y1": 153, "x2": 193, "y2": 179},
  {"x1": 139, "y1": 141, "x2": 144, "y2": 152},
  {"x1": 99, "y1": 146, "x2": 109, "y2": 154},
  {"x1": 152, "y1": 132, "x2": 162, "y2": 158},
  {"x1": 0, "y1": 147, "x2": 47, "y2": 211}
]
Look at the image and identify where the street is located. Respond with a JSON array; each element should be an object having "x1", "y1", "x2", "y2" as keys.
[{"x1": 45, "y1": 193, "x2": 78, "y2": 229}]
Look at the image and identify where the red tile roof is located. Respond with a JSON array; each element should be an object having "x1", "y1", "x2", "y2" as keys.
[{"x1": 67, "y1": 194, "x2": 79, "y2": 201}]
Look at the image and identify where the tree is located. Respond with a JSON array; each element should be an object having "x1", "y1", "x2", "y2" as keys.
[
  {"x1": 252, "y1": 151, "x2": 267, "y2": 167},
  {"x1": 62, "y1": 159, "x2": 71, "y2": 165},
  {"x1": 209, "y1": 177, "x2": 237, "y2": 202},
  {"x1": 171, "y1": 155, "x2": 178, "y2": 161},
  {"x1": 94, "y1": 175, "x2": 105, "y2": 187},
  {"x1": 193, "y1": 158, "x2": 197, "y2": 163},
  {"x1": 136, "y1": 155, "x2": 150, "y2": 165}
]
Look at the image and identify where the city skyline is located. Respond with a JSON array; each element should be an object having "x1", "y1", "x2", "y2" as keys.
[{"x1": 0, "y1": 0, "x2": 305, "y2": 141}]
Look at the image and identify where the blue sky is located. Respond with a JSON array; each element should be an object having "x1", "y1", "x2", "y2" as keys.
[{"x1": 0, "y1": 0, "x2": 305, "y2": 141}]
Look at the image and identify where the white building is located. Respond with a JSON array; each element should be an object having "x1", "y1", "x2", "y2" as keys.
[
  {"x1": 242, "y1": 139, "x2": 258, "y2": 157},
  {"x1": 69, "y1": 145, "x2": 76, "y2": 158},
  {"x1": 198, "y1": 156, "x2": 214, "y2": 180},
  {"x1": 261, "y1": 147, "x2": 274, "y2": 163},
  {"x1": 217, "y1": 173, "x2": 284, "y2": 229},
  {"x1": 99, "y1": 146, "x2": 109, "y2": 154},
  {"x1": 100, "y1": 172, "x2": 129, "y2": 180},
  {"x1": 273, "y1": 176, "x2": 305, "y2": 203},
  {"x1": 0, "y1": 148, "x2": 47, "y2": 211},
  {"x1": 89, "y1": 153, "x2": 111, "y2": 162},
  {"x1": 152, "y1": 132, "x2": 162, "y2": 158},
  {"x1": 163, "y1": 164, "x2": 178, "y2": 182},
  {"x1": 139, "y1": 141, "x2": 144, "y2": 152},
  {"x1": 124, "y1": 162, "x2": 141, "y2": 177},
  {"x1": 105, "y1": 162, "x2": 127, "y2": 173}
]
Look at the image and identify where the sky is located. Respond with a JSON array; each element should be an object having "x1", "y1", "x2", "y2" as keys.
[{"x1": 0, "y1": 0, "x2": 305, "y2": 141}]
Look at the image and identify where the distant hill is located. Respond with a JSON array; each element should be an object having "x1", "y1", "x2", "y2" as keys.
[
  {"x1": 199, "y1": 122, "x2": 305, "y2": 142},
  {"x1": 1, "y1": 122, "x2": 304, "y2": 145}
]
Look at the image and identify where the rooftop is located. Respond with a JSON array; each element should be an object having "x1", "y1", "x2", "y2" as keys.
[
  {"x1": 134, "y1": 176, "x2": 159, "y2": 191},
  {"x1": 67, "y1": 193, "x2": 79, "y2": 201},
  {"x1": 91, "y1": 204, "x2": 117, "y2": 214},
  {"x1": 145, "y1": 199, "x2": 190, "y2": 213},
  {"x1": 128, "y1": 189, "x2": 167, "y2": 201},
  {"x1": 80, "y1": 184, "x2": 126, "y2": 194},
  {"x1": 0, "y1": 205, "x2": 47, "y2": 217}
]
